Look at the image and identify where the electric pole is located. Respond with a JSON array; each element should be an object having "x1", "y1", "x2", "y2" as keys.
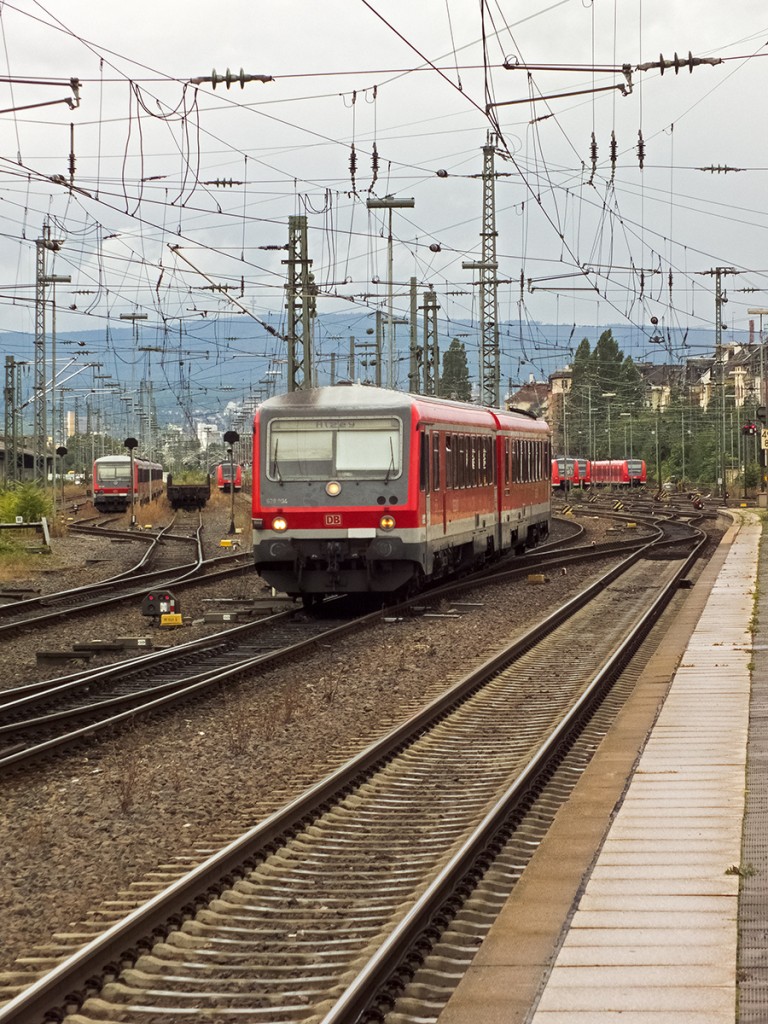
[
  {"x1": 408, "y1": 277, "x2": 420, "y2": 393},
  {"x1": 366, "y1": 196, "x2": 415, "y2": 388},
  {"x1": 463, "y1": 139, "x2": 500, "y2": 407},
  {"x1": 698, "y1": 267, "x2": 740, "y2": 500},
  {"x1": 422, "y1": 290, "x2": 440, "y2": 396},
  {"x1": 34, "y1": 225, "x2": 64, "y2": 483},
  {"x1": 283, "y1": 215, "x2": 315, "y2": 391}
]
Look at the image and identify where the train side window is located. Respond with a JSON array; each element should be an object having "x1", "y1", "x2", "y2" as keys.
[
  {"x1": 504, "y1": 439, "x2": 510, "y2": 492},
  {"x1": 420, "y1": 431, "x2": 429, "y2": 491},
  {"x1": 432, "y1": 433, "x2": 440, "y2": 491},
  {"x1": 446, "y1": 435, "x2": 453, "y2": 489}
]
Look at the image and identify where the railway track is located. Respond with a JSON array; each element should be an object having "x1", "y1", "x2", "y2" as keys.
[
  {"x1": 0, "y1": 516, "x2": 706, "y2": 1024},
  {"x1": 0, "y1": 515, "x2": 252, "y2": 637},
  {"x1": 0, "y1": 515, "x2": 676, "y2": 773}
]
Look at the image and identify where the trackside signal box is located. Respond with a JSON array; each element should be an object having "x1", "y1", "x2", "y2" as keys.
[{"x1": 141, "y1": 590, "x2": 180, "y2": 618}]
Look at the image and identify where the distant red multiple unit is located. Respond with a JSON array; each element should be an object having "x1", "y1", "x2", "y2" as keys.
[
  {"x1": 252, "y1": 384, "x2": 551, "y2": 602},
  {"x1": 590, "y1": 459, "x2": 647, "y2": 486},
  {"x1": 551, "y1": 456, "x2": 580, "y2": 489},
  {"x1": 215, "y1": 461, "x2": 243, "y2": 493},
  {"x1": 92, "y1": 455, "x2": 164, "y2": 512},
  {"x1": 576, "y1": 457, "x2": 591, "y2": 487}
]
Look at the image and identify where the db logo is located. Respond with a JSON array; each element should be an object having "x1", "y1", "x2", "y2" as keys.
[{"x1": 324, "y1": 514, "x2": 342, "y2": 526}]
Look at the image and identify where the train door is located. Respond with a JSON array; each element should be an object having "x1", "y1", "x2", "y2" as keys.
[{"x1": 418, "y1": 429, "x2": 432, "y2": 570}]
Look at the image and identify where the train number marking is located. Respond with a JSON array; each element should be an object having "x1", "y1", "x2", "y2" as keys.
[{"x1": 325, "y1": 514, "x2": 343, "y2": 526}]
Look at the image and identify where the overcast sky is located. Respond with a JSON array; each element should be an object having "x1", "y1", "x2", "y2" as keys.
[{"x1": 0, "y1": 0, "x2": 767, "y2": 400}]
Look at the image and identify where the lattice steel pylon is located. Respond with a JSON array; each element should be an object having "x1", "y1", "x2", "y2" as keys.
[
  {"x1": 3, "y1": 355, "x2": 19, "y2": 482},
  {"x1": 33, "y1": 226, "x2": 64, "y2": 482},
  {"x1": 422, "y1": 290, "x2": 440, "y2": 396},
  {"x1": 463, "y1": 140, "x2": 500, "y2": 407},
  {"x1": 33, "y1": 235, "x2": 47, "y2": 482},
  {"x1": 284, "y1": 215, "x2": 315, "y2": 391}
]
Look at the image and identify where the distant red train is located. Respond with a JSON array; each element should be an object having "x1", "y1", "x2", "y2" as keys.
[
  {"x1": 92, "y1": 455, "x2": 164, "y2": 512},
  {"x1": 215, "y1": 461, "x2": 243, "y2": 493},
  {"x1": 590, "y1": 459, "x2": 647, "y2": 486},
  {"x1": 252, "y1": 384, "x2": 551, "y2": 603},
  {"x1": 576, "y1": 457, "x2": 591, "y2": 487},
  {"x1": 551, "y1": 456, "x2": 580, "y2": 489}
]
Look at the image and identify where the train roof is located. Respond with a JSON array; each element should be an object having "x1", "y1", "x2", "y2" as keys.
[
  {"x1": 93, "y1": 454, "x2": 161, "y2": 465},
  {"x1": 257, "y1": 384, "x2": 549, "y2": 433}
]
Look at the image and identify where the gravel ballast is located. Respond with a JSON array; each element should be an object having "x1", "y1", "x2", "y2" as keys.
[{"x1": 0, "y1": 504, "x2": 682, "y2": 979}]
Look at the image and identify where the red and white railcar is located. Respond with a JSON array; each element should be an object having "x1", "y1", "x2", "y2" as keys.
[
  {"x1": 590, "y1": 458, "x2": 647, "y2": 486},
  {"x1": 92, "y1": 454, "x2": 164, "y2": 512},
  {"x1": 551, "y1": 456, "x2": 580, "y2": 489},
  {"x1": 252, "y1": 384, "x2": 551, "y2": 601},
  {"x1": 576, "y1": 457, "x2": 591, "y2": 487},
  {"x1": 215, "y1": 461, "x2": 243, "y2": 493}
]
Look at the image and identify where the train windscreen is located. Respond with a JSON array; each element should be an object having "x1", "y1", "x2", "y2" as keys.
[
  {"x1": 96, "y1": 464, "x2": 131, "y2": 486},
  {"x1": 267, "y1": 417, "x2": 402, "y2": 481}
]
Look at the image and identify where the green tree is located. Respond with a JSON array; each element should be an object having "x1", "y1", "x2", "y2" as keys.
[{"x1": 440, "y1": 338, "x2": 472, "y2": 401}]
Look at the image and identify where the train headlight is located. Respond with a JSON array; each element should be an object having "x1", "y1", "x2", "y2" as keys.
[
  {"x1": 272, "y1": 516, "x2": 288, "y2": 532},
  {"x1": 325, "y1": 480, "x2": 342, "y2": 496},
  {"x1": 379, "y1": 514, "x2": 396, "y2": 531}
]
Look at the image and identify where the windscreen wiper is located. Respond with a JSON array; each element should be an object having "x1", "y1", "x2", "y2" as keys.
[{"x1": 271, "y1": 439, "x2": 282, "y2": 482}]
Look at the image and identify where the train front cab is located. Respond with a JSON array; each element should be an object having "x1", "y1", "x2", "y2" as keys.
[
  {"x1": 217, "y1": 462, "x2": 242, "y2": 493},
  {"x1": 93, "y1": 456, "x2": 132, "y2": 512},
  {"x1": 252, "y1": 394, "x2": 424, "y2": 598}
]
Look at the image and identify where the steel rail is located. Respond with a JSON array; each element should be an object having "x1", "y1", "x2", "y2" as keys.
[
  {"x1": 0, "y1": 528, "x2": 250, "y2": 638},
  {"x1": 0, "y1": 521, "x2": 695, "y2": 772},
  {"x1": 0, "y1": 523, "x2": 706, "y2": 1024},
  {"x1": 320, "y1": 530, "x2": 707, "y2": 1023}
]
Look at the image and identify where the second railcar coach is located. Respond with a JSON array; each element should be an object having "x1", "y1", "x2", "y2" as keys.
[{"x1": 252, "y1": 384, "x2": 551, "y2": 602}]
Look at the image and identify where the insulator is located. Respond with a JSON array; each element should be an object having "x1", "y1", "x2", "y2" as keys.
[
  {"x1": 637, "y1": 130, "x2": 645, "y2": 170},
  {"x1": 370, "y1": 142, "x2": 379, "y2": 191},
  {"x1": 349, "y1": 143, "x2": 357, "y2": 195}
]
